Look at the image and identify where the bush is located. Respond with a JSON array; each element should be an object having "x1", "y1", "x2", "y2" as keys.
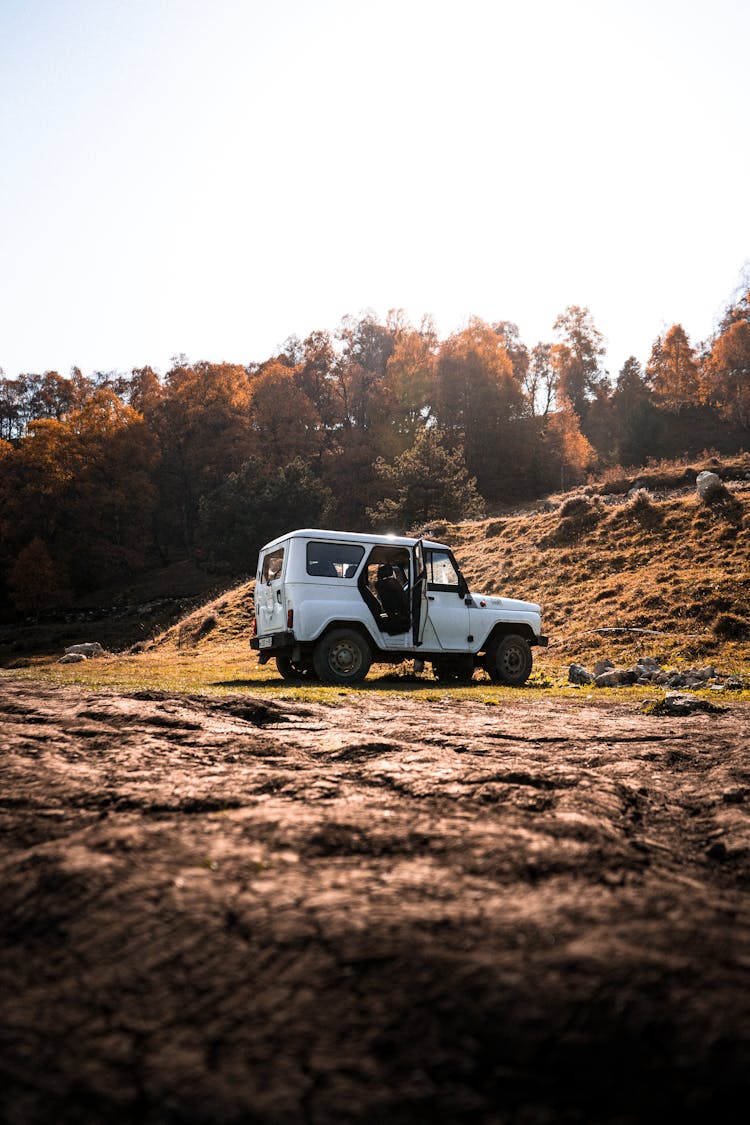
[{"x1": 713, "y1": 613, "x2": 750, "y2": 640}]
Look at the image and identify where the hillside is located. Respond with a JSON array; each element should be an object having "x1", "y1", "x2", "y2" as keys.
[
  {"x1": 142, "y1": 454, "x2": 750, "y2": 677},
  {"x1": 3, "y1": 453, "x2": 748, "y2": 679}
]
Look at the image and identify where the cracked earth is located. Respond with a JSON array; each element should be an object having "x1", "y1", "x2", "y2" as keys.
[{"x1": 1, "y1": 677, "x2": 749, "y2": 1123}]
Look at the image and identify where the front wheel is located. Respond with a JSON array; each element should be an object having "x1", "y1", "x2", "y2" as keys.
[
  {"x1": 486, "y1": 634, "x2": 533, "y2": 686},
  {"x1": 313, "y1": 629, "x2": 372, "y2": 684}
]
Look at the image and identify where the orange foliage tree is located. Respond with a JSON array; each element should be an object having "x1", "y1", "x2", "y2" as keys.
[
  {"x1": 433, "y1": 318, "x2": 530, "y2": 501},
  {"x1": 1, "y1": 389, "x2": 158, "y2": 595},
  {"x1": 703, "y1": 291, "x2": 750, "y2": 426},
  {"x1": 248, "y1": 360, "x2": 323, "y2": 465},
  {"x1": 151, "y1": 361, "x2": 253, "y2": 551},
  {"x1": 646, "y1": 324, "x2": 701, "y2": 408},
  {"x1": 552, "y1": 305, "x2": 607, "y2": 421}
]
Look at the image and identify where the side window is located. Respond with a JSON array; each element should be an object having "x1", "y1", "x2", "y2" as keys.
[
  {"x1": 426, "y1": 549, "x2": 460, "y2": 591},
  {"x1": 261, "y1": 547, "x2": 284, "y2": 584},
  {"x1": 306, "y1": 542, "x2": 365, "y2": 578}
]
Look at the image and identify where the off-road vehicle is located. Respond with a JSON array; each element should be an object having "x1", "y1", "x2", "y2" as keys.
[{"x1": 250, "y1": 528, "x2": 547, "y2": 684}]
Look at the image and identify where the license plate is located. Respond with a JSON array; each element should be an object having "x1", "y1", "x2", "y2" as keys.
[{"x1": 259, "y1": 636, "x2": 273, "y2": 648}]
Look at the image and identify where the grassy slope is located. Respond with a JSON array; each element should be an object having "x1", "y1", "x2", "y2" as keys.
[{"x1": 4, "y1": 455, "x2": 749, "y2": 694}]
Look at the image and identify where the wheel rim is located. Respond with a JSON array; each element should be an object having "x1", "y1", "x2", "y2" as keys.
[
  {"x1": 329, "y1": 639, "x2": 362, "y2": 676},
  {"x1": 501, "y1": 643, "x2": 525, "y2": 677}
]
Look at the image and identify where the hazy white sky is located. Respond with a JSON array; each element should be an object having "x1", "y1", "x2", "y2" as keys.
[{"x1": 1, "y1": 0, "x2": 748, "y2": 380}]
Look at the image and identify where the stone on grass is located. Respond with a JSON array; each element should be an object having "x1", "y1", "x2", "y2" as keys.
[
  {"x1": 643, "y1": 691, "x2": 727, "y2": 716},
  {"x1": 568, "y1": 663, "x2": 595, "y2": 685},
  {"x1": 59, "y1": 652, "x2": 86, "y2": 664},
  {"x1": 696, "y1": 470, "x2": 727, "y2": 502},
  {"x1": 64, "y1": 642, "x2": 104, "y2": 658},
  {"x1": 595, "y1": 668, "x2": 637, "y2": 687}
]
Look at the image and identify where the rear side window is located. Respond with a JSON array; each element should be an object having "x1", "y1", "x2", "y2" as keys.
[
  {"x1": 260, "y1": 547, "x2": 285, "y2": 583},
  {"x1": 306, "y1": 541, "x2": 365, "y2": 578}
]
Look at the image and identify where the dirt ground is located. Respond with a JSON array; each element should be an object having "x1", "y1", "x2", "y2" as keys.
[{"x1": 1, "y1": 677, "x2": 750, "y2": 1124}]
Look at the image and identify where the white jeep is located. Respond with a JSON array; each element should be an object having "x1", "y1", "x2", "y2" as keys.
[{"x1": 250, "y1": 528, "x2": 547, "y2": 685}]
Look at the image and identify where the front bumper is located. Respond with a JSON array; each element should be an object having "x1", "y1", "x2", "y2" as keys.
[{"x1": 250, "y1": 629, "x2": 296, "y2": 652}]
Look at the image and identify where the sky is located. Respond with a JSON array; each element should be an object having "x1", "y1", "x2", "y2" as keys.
[{"x1": 1, "y1": 0, "x2": 749, "y2": 381}]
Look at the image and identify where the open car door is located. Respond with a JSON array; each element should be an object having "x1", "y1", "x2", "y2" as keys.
[{"x1": 411, "y1": 540, "x2": 428, "y2": 648}]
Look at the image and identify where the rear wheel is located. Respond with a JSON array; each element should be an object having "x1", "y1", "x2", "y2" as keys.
[
  {"x1": 276, "y1": 655, "x2": 317, "y2": 681},
  {"x1": 313, "y1": 628, "x2": 372, "y2": 684},
  {"x1": 486, "y1": 634, "x2": 533, "y2": 686},
  {"x1": 432, "y1": 655, "x2": 475, "y2": 683}
]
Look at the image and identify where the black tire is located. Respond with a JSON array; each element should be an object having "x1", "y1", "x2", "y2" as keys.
[
  {"x1": 313, "y1": 629, "x2": 372, "y2": 684},
  {"x1": 276, "y1": 655, "x2": 317, "y2": 681},
  {"x1": 432, "y1": 655, "x2": 475, "y2": 683},
  {"x1": 486, "y1": 634, "x2": 533, "y2": 686}
]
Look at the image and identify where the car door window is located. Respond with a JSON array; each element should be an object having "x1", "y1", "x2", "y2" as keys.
[{"x1": 426, "y1": 550, "x2": 460, "y2": 591}]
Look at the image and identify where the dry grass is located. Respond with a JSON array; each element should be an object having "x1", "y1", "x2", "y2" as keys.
[
  {"x1": 4, "y1": 454, "x2": 749, "y2": 692},
  {"x1": 146, "y1": 454, "x2": 749, "y2": 678}
]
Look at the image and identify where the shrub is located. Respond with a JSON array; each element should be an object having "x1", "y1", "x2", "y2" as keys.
[
  {"x1": 713, "y1": 613, "x2": 750, "y2": 640},
  {"x1": 625, "y1": 487, "x2": 664, "y2": 527}
]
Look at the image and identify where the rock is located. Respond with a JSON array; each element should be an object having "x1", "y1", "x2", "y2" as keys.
[
  {"x1": 568, "y1": 663, "x2": 595, "y2": 685},
  {"x1": 59, "y1": 653, "x2": 86, "y2": 664},
  {"x1": 595, "y1": 668, "x2": 637, "y2": 687},
  {"x1": 64, "y1": 643, "x2": 104, "y2": 658},
  {"x1": 634, "y1": 660, "x2": 661, "y2": 680},
  {"x1": 593, "y1": 659, "x2": 615, "y2": 676},
  {"x1": 643, "y1": 691, "x2": 727, "y2": 716},
  {"x1": 696, "y1": 470, "x2": 726, "y2": 502}
]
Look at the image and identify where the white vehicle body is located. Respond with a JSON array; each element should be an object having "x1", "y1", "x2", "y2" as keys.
[{"x1": 250, "y1": 528, "x2": 547, "y2": 684}]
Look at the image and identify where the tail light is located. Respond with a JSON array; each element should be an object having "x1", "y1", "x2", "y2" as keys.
[
  {"x1": 287, "y1": 608, "x2": 294, "y2": 629},
  {"x1": 252, "y1": 616, "x2": 257, "y2": 637}
]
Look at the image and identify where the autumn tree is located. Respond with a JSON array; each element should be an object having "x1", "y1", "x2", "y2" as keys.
[
  {"x1": 0, "y1": 370, "x2": 77, "y2": 439},
  {"x1": 382, "y1": 315, "x2": 437, "y2": 453},
  {"x1": 433, "y1": 318, "x2": 530, "y2": 500},
  {"x1": 126, "y1": 366, "x2": 162, "y2": 416},
  {"x1": 367, "y1": 427, "x2": 485, "y2": 531},
  {"x1": 492, "y1": 321, "x2": 530, "y2": 389},
  {"x1": 552, "y1": 305, "x2": 607, "y2": 420},
  {"x1": 248, "y1": 360, "x2": 323, "y2": 465},
  {"x1": 540, "y1": 397, "x2": 597, "y2": 491},
  {"x1": 0, "y1": 389, "x2": 158, "y2": 597},
  {"x1": 525, "y1": 342, "x2": 556, "y2": 416},
  {"x1": 703, "y1": 290, "x2": 750, "y2": 426},
  {"x1": 151, "y1": 360, "x2": 253, "y2": 552},
  {"x1": 610, "y1": 356, "x2": 661, "y2": 465},
  {"x1": 333, "y1": 311, "x2": 396, "y2": 434},
  {"x1": 306, "y1": 312, "x2": 401, "y2": 525},
  {"x1": 646, "y1": 324, "x2": 701, "y2": 408},
  {"x1": 7, "y1": 537, "x2": 71, "y2": 618},
  {"x1": 292, "y1": 330, "x2": 343, "y2": 432}
]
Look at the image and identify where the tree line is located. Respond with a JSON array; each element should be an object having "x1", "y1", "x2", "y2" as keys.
[{"x1": 1, "y1": 288, "x2": 748, "y2": 617}]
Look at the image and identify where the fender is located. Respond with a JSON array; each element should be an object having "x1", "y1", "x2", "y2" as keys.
[{"x1": 295, "y1": 598, "x2": 384, "y2": 650}]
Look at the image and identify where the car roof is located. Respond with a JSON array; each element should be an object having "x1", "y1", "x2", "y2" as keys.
[{"x1": 259, "y1": 528, "x2": 450, "y2": 552}]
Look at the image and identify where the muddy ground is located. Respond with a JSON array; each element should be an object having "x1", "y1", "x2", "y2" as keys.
[{"x1": 1, "y1": 677, "x2": 750, "y2": 1124}]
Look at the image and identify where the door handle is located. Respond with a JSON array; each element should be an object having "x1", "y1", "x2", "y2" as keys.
[
  {"x1": 276, "y1": 590, "x2": 282, "y2": 604},
  {"x1": 427, "y1": 595, "x2": 435, "y2": 601}
]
